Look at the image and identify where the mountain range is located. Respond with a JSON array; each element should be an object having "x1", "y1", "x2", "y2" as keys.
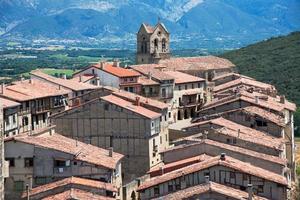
[{"x1": 0, "y1": 0, "x2": 300, "y2": 49}]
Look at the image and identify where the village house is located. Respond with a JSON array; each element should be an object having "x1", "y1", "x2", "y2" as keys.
[
  {"x1": 50, "y1": 91, "x2": 169, "y2": 184},
  {"x1": 21, "y1": 176, "x2": 117, "y2": 200},
  {"x1": 137, "y1": 154, "x2": 288, "y2": 200},
  {"x1": 1, "y1": 97, "x2": 20, "y2": 137},
  {"x1": 72, "y1": 61, "x2": 141, "y2": 93},
  {"x1": 30, "y1": 70, "x2": 99, "y2": 99},
  {"x1": 0, "y1": 79, "x2": 69, "y2": 133},
  {"x1": 4, "y1": 126, "x2": 123, "y2": 200}
]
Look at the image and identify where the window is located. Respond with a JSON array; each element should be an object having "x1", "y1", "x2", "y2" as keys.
[
  {"x1": 198, "y1": 83, "x2": 201, "y2": 88},
  {"x1": 168, "y1": 112, "x2": 171, "y2": 118},
  {"x1": 6, "y1": 158, "x2": 15, "y2": 167},
  {"x1": 26, "y1": 101, "x2": 30, "y2": 108},
  {"x1": 104, "y1": 103, "x2": 109, "y2": 111},
  {"x1": 130, "y1": 78, "x2": 134, "y2": 82},
  {"x1": 192, "y1": 84, "x2": 194, "y2": 89},
  {"x1": 24, "y1": 158, "x2": 34, "y2": 167},
  {"x1": 14, "y1": 181, "x2": 24, "y2": 191},
  {"x1": 92, "y1": 69, "x2": 95, "y2": 74},
  {"x1": 154, "y1": 186, "x2": 160, "y2": 195},
  {"x1": 230, "y1": 172, "x2": 235, "y2": 179},
  {"x1": 13, "y1": 115, "x2": 16, "y2": 123},
  {"x1": 42, "y1": 113, "x2": 46, "y2": 123},
  {"x1": 22, "y1": 117, "x2": 29, "y2": 126},
  {"x1": 162, "y1": 88, "x2": 166, "y2": 98},
  {"x1": 257, "y1": 185, "x2": 264, "y2": 193},
  {"x1": 178, "y1": 85, "x2": 181, "y2": 91},
  {"x1": 54, "y1": 160, "x2": 68, "y2": 167},
  {"x1": 185, "y1": 85, "x2": 187, "y2": 90},
  {"x1": 162, "y1": 38, "x2": 166, "y2": 51},
  {"x1": 154, "y1": 39, "x2": 158, "y2": 49},
  {"x1": 256, "y1": 120, "x2": 267, "y2": 127},
  {"x1": 73, "y1": 161, "x2": 77, "y2": 165},
  {"x1": 168, "y1": 183, "x2": 173, "y2": 192}
]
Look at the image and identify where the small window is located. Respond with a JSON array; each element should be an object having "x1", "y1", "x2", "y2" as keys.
[
  {"x1": 230, "y1": 172, "x2": 235, "y2": 179},
  {"x1": 198, "y1": 83, "x2": 201, "y2": 88},
  {"x1": 154, "y1": 186, "x2": 160, "y2": 195},
  {"x1": 151, "y1": 122, "x2": 154, "y2": 127},
  {"x1": 258, "y1": 185, "x2": 264, "y2": 193},
  {"x1": 104, "y1": 103, "x2": 109, "y2": 111},
  {"x1": 24, "y1": 158, "x2": 34, "y2": 167},
  {"x1": 6, "y1": 158, "x2": 15, "y2": 167},
  {"x1": 185, "y1": 85, "x2": 187, "y2": 90},
  {"x1": 168, "y1": 184, "x2": 173, "y2": 192},
  {"x1": 73, "y1": 161, "x2": 77, "y2": 165},
  {"x1": 54, "y1": 160, "x2": 67, "y2": 167},
  {"x1": 13, "y1": 115, "x2": 16, "y2": 123},
  {"x1": 14, "y1": 181, "x2": 24, "y2": 191},
  {"x1": 168, "y1": 112, "x2": 171, "y2": 118}
]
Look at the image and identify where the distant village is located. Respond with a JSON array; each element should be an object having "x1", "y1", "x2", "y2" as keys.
[{"x1": 0, "y1": 22, "x2": 297, "y2": 200}]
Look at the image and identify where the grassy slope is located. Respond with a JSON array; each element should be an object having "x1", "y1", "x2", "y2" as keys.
[{"x1": 221, "y1": 32, "x2": 300, "y2": 135}]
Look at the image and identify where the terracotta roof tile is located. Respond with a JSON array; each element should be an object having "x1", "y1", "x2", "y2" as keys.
[
  {"x1": 42, "y1": 188, "x2": 115, "y2": 200},
  {"x1": 184, "y1": 117, "x2": 284, "y2": 150},
  {"x1": 138, "y1": 76, "x2": 160, "y2": 86},
  {"x1": 153, "y1": 182, "x2": 268, "y2": 200},
  {"x1": 130, "y1": 64, "x2": 174, "y2": 81},
  {"x1": 30, "y1": 70, "x2": 98, "y2": 91},
  {"x1": 0, "y1": 79, "x2": 69, "y2": 102},
  {"x1": 71, "y1": 74, "x2": 97, "y2": 83},
  {"x1": 0, "y1": 97, "x2": 20, "y2": 108},
  {"x1": 6, "y1": 131, "x2": 123, "y2": 169},
  {"x1": 158, "y1": 56, "x2": 235, "y2": 71},
  {"x1": 212, "y1": 72, "x2": 254, "y2": 82},
  {"x1": 137, "y1": 155, "x2": 287, "y2": 191},
  {"x1": 92, "y1": 63, "x2": 140, "y2": 78},
  {"x1": 23, "y1": 177, "x2": 116, "y2": 199},
  {"x1": 163, "y1": 71, "x2": 205, "y2": 84},
  {"x1": 101, "y1": 94, "x2": 161, "y2": 119}
]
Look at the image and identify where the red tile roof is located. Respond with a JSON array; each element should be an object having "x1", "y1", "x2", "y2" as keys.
[
  {"x1": 30, "y1": 70, "x2": 98, "y2": 92},
  {"x1": 0, "y1": 79, "x2": 69, "y2": 102},
  {"x1": 162, "y1": 138, "x2": 286, "y2": 166},
  {"x1": 0, "y1": 97, "x2": 20, "y2": 108},
  {"x1": 101, "y1": 94, "x2": 161, "y2": 119},
  {"x1": 137, "y1": 155, "x2": 288, "y2": 191},
  {"x1": 163, "y1": 71, "x2": 205, "y2": 84},
  {"x1": 92, "y1": 63, "x2": 140, "y2": 78},
  {"x1": 71, "y1": 74, "x2": 97, "y2": 83},
  {"x1": 130, "y1": 64, "x2": 174, "y2": 81},
  {"x1": 153, "y1": 182, "x2": 268, "y2": 200},
  {"x1": 138, "y1": 76, "x2": 160, "y2": 86},
  {"x1": 5, "y1": 131, "x2": 123, "y2": 169},
  {"x1": 22, "y1": 177, "x2": 116, "y2": 199},
  {"x1": 184, "y1": 117, "x2": 284, "y2": 150},
  {"x1": 213, "y1": 77, "x2": 275, "y2": 93},
  {"x1": 158, "y1": 56, "x2": 235, "y2": 71},
  {"x1": 42, "y1": 188, "x2": 115, "y2": 200},
  {"x1": 212, "y1": 72, "x2": 254, "y2": 82}
]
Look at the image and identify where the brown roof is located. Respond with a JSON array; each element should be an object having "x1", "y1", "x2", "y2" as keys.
[
  {"x1": 70, "y1": 74, "x2": 97, "y2": 83},
  {"x1": 6, "y1": 132, "x2": 123, "y2": 169},
  {"x1": 0, "y1": 97, "x2": 20, "y2": 108},
  {"x1": 30, "y1": 70, "x2": 98, "y2": 92},
  {"x1": 201, "y1": 90, "x2": 296, "y2": 113},
  {"x1": 23, "y1": 177, "x2": 116, "y2": 199},
  {"x1": 162, "y1": 138, "x2": 286, "y2": 166},
  {"x1": 143, "y1": 23, "x2": 155, "y2": 33},
  {"x1": 101, "y1": 94, "x2": 161, "y2": 119},
  {"x1": 0, "y1": 79, "x2": 69, "y2": 102},
  {"x1": 42, "y1": 188, "x2": 115, "y2": 200},
  {"x1": 137, "y1": 155, "x2": 287, "y2": 191},
  {"x1": 91, "y1": 63, "x2": 140, "y2": 78},
  {"x1": 185, "y1": 117, "x2": 284, "y2": 150},
  {"x1": 153, "y1": 182, "x2": 268, "y2": 200},
  {"x1": 130, "y1": 64, "x2": 174, "y2": 81},
  {"x1": 212, "y1": 72, "x2": 254, "y2": 81},
  {"x1": 138, "y1": 76, "x2": 160, "y2": 86},
  {"x1": 158, "y1": 56, "x2": 235, "y2": 71},
  {"x1": 163, "y1": 71, "x2": 205, "y2": 84},
  {"x1": 213, "y1": 77, "x2": 275, "y2": 93}
]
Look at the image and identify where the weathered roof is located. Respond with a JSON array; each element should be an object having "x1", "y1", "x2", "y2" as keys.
[
  {"x1": 163, "y1": 71, "x2": 205, "y2": 84},
  {"x1": 162, "y1": 138, "x2": 286, "y2": 166},
  {"x1": 30, "y1": 70, "x2": 98, "y2": 92},
  {"x1": 138, "y1": 75, "x2": 160, "y2": 86},
  {"x1": 22, "y1": 177, "x2": 116, "y2": 200},
  {"x1": 213, "y1": 77, "x2": 275, "y2": 93},
  {"x1": 158, "y1": 56, "x2": 235, "y2": 71},
  {"x1": 0, "y1": 97, "x2": 20, "y2": 108},
  {"x1": 0, "y1": 79, "x2": 69, "y2": 102},
  {"x1": 42, "y1": 189, "x2": 115, "y2": 200},
  {"x1": 137, "y1": 155, "x2": 288, "y2": 191},
  {"x1": 153, "y1": 182, "x2": 268, "y2": 200},
  {"x1": 212, "y1": 72, "x2": 254, "y2": 82},
  {"x1": 5, "y1": 132, "x2": 123, "y2": 169},
  {"x1": 70, "y1": 74, "x2": 97, "y2": 83},
  {"x1": 92, "y1": 63, "x2": 141, "y2": 78},
  {"x1": 184, "y1": 117, "x2": 284, "y2": 150},
  {"x1": 101, "y1": 94, "x2": 161, "y2": 119},
  {"x1": 130, "y1": 64, "x2": 174, "y2": 81}
]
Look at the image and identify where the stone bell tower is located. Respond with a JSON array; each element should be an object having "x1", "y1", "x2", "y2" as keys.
[{"x1": 136, "y1": 22, "x2": 171, "y2": 64}]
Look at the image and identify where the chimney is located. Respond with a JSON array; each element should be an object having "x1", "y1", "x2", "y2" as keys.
[
  {"x1": 20, "y1": 77, "x2": 25, "y2": 82},
  {"x1": 100, "y1": 61, "x2": 105, "y2": 69},
  {"x1": 108, "y1": 147, "x2": 113, "y2": 157},
  {"x1": 255, "y1": 96, "x2": 259, "y2": 104},
  {"x1": 247, "y1": 184, "x2": 253, "y2": 200},
  {"x1": 62, "y1": 74, "x2": 67, "y2": 80},
  {"x1": 135, "y1": 96, "x2": 140, "y2": 106},
  {"x1": 205, "y1": 175, "x2": 210, "y2": 184},
  {"x1": 237, "y1": 129, "x2": 240, "y2": 138},
  {"x1": 280, "y1": 95, "x2": 285, "y2": 104},
  {"x1": 148, "y1": 72, "x2": 152, "y2": 80},
  {"x1": 79, "y1": 75, "x2": 82, "y2": 82},
  {"x1": 220, "y1": 153, "x2": 226, "y2": 161},
  {"x1": 0, "y1": 83, "x2": 4, "y2": 94},
  {"x1": 113, "y1": 60, "x2": 120, "y2": 67},
  {"x1": 29, "y1": 78, "x2": 33, "y2": 84}
]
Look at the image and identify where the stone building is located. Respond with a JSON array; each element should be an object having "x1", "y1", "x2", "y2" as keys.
[
  {"x1": 137, "y1": 155, "x2": 288, "y2": 200},
  {"x1": 0, "y1": 79, "x2": 69, "y2": 133},
  {"x1": 1, "y1": 97, "x2": 20, "y2": 137},
  {"x1": 73, "y1": 61, "x2": 141, "y2": 93},
  {"x1": 136, "y1": 23, "x2": 170, "y2": 64},
  {"x1": 51, "y1": 92, "x2": 169, "y2": 184},
  {"x1": 21, "y1": 176, "x2": 117, "y2": 200},
  {"x1": 4, "y1": 127, "x2": 123, "y2": 199},
  {"x1": 30, "y1": 70, "x2": 99, "y2": 99}
]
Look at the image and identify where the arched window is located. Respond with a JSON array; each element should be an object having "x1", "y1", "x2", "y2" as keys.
[
  {"x1": 154, "y1": 38, "x2": 158, "y2": 49},
  {"x1": 162, "y1": 38, "x2": 166, "y2": 51},
  {"x1": 141, "y1": 42, "x2": 147, "y2": 53}
]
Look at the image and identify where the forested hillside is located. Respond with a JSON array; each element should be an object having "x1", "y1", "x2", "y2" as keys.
[{"x1": 221, "y1": 32, "x2": 300, "y2": 135}]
